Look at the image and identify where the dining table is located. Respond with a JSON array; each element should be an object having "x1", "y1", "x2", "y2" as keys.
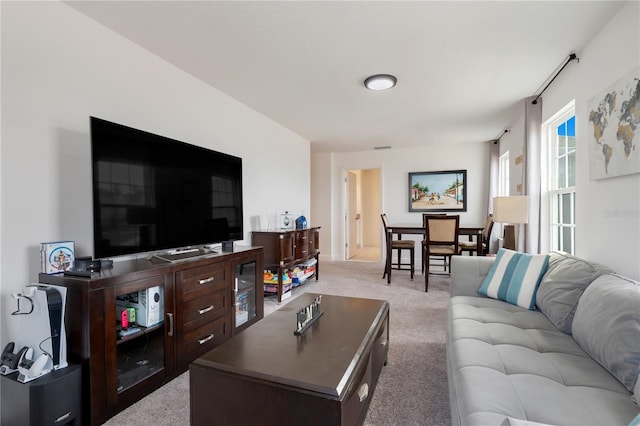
[{"x1": 387, "y1": 223, "x2": 485, "y2": 255}]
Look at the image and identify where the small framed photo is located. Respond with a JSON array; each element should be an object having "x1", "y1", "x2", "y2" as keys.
[
  {"x1": 41, "y1": 241, "x2": 75, "y2": 274},
  {"x1": 408, "y1": 170, "x2": 467, "y2": 212}
]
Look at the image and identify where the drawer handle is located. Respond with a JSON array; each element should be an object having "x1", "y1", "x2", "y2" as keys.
[
  {"x1": 198, "y1": 334, "x2": 214, "y2": 345},
  {"x1": 167, "y1": 313, "x2": 174, "y2": 337},
  {"x1": 358, "y1": 383, "x2": 369, "y2": 402},
  {"x1": 198, "y1": 276, "x2": 215, "y2": 285},
  {"x1": 198, "y1": 305, "x2": 214, "y2": 315}
]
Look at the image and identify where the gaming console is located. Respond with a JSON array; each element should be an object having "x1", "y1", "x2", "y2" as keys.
[
  {"x1": 1, "y1": 284, "x2": 68, "y2": 383},
  {"x1": 116, "y1": 286, "x2": 164, "y2": 328}
]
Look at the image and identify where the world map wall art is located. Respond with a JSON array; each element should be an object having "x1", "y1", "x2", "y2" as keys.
[{"x1": 587, "y1": 66, "x2": 640, "y2": 180}]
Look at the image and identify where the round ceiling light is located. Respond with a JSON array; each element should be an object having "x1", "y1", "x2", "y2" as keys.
[{"x1": 364, "y1": 74, "x2": 397, "y2": 91}]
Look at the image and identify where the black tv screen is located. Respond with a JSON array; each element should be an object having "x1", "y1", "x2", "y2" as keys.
[{"x1": 90, "y1": 117, "x2": 243, "y2": 259}]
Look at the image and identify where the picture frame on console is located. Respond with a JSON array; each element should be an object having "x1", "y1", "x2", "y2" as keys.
[{"x1": 408, "y1": 169, "x2": 467, "y2": 212}]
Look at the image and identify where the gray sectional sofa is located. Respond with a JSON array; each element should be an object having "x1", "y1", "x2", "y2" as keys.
[{"x1": 447, "y1": 251, "x2": 640, "y2": 426}]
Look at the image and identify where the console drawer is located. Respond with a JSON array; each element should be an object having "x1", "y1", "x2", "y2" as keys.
[
  {"x1": 341, "y1": 349, "x2": 374, "y2": 425},
  {"x1": 371, "y1": 316, "x2": 389, "y2": 380},
  {"x1": 177, "y1": 262, "x2": 228, "y2": 299},
  {"x1": 181, "y1": 289, "x2": 227, "y2": 333},
  {"x1": 177, "y1": 315, "x2": 228, "y2": 367}
]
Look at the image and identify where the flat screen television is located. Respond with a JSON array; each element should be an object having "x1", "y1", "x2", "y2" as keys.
[{"x1": 90, "y1": 117, "x2": 243, "y2": 259}]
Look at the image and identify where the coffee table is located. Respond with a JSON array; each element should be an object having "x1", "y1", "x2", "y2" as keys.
[{"x1": 190, "y1": 293, "x2": 389, "y2": 426}]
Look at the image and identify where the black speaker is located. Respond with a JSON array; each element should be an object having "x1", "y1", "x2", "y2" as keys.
[{"x1": 1, "y1": 363, "x2": 82, "y2": 425}]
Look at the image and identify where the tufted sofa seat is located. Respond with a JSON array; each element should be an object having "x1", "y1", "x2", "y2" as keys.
[{"x1": 447, "y1": 254, "x2": 640, "y2": 426}]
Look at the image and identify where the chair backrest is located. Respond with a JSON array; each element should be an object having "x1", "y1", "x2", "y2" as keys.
[
  {"x1": 422, "y1": 213, "x2": 447, "y2": 228},
  {"x1": 381, "y1": 213, "x2": 390, "y2": 230},
  {"x1": 482, "y1": 214, "x2": 494, "y2": 241},
  {"x1": 381, "y1": 214, "x2": 392, "y2": 245},
  {"x1": 425, "y1": 215, "x2": 460, "y2": 248}
]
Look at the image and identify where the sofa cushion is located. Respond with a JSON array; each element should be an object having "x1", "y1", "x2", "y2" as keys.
[
  {"x1": 536, "y1": 251, "x2": 613, "y2": 334},
  {"x1": 573, "y1": 273, "x2": 640, "y2": 393},
  {"x1": 447, "y1": 295, "x2": 640, "y2": 425},
  {"x1": 478, "y1": 248, "x2": 549, "y2": 310}
]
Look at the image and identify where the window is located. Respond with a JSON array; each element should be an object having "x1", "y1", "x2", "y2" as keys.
[{"x1": 547, "y1": 105, "x2": 576, "y2": 254}]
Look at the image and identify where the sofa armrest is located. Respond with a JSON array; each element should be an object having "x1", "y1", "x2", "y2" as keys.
[{"x1": 450, "y1": 256, "x2": 495, "y2": 297}]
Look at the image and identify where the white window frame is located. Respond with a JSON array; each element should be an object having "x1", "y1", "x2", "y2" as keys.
[{"x1": 544, "y1": 101, "x2": 576, "y2": 255}]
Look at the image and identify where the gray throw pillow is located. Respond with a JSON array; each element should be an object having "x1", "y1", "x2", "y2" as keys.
[
  {"x1": 535, "y1": 252, "x2": 612, "y2": 334},
  {"x1": 572, "y1": 273, "x2": 640, "y2": 393}
]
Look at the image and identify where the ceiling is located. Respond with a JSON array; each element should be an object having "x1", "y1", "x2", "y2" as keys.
[{"x1": 67, "y1": 1, "x2": 624, "y2": 153}]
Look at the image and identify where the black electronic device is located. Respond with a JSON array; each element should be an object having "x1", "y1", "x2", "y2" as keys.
[
  {"x1": 73, "y1": 256, "x2": 101, "y2": 271},
  {"x1": 67, "y1": 258, "x2": 113, "y2": 276},
  {"x1": 64, "y1": 269, "x2": 100, "y2": 278},
  {"x1": 1, "y1": 362, "x2": 82, "y2": 426},
  {"x1": 0, "y1": 342, "x2": 30, "y2": 374},
  {"x1": 90, "y1": 117, "x2": 244, "y2": 259},
  {"x1": 1, "y1": 342, "x2": 15, "y2": 366}
]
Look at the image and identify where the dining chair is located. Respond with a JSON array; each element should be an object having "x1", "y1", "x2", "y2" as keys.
[
  {"x1": 423, "y1": 214, "x2": 461, "y2": 291},
  {"x1": 460, "y1": 214, "x2": 494, "y2": 256},
  {"x1": 420, "y1": 213, "x2": 447, "y2": 274},
  {"x1": 381, "y1": 214, "x2": 415, "y2": 283}
]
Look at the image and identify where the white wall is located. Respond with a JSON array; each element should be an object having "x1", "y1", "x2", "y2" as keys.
[
  {"x1": 310, "y1": 152, "x2": 333, "y2": 260},
  {"x1": 312, "y1": 143, "x2": 491, "y2": 262},
  {"x1": 501, "y1": 1, "x2": 640, "y2": 279},
  {"x1": 0, "y1": 2, "x2": 310, "y2": 342}
]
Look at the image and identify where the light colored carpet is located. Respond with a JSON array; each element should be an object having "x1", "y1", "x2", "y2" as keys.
[{"x1": 104, "y1": 260, "x2": 451, "y2": 425}]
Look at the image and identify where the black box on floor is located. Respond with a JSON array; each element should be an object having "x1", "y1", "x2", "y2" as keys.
[{"x1": 1, "y1": 362, "x2": 82, "y2": 425}]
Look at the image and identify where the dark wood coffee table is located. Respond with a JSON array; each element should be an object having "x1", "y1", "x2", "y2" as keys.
[{"x1": 190, "y1": 293, "x2": 389, "y2": 426}]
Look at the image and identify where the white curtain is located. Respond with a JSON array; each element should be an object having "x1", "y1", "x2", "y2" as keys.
[
  {"x1": 523, "y1": 96, "x2": 542, "y2": 253},
  {"x1": 488, "y1": 140, "x2": 500, "y2": 253}
]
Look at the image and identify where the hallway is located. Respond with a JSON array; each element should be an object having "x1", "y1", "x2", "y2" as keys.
[{"x1": 349, "y1": 245, "x2": 381, "y2": 262}]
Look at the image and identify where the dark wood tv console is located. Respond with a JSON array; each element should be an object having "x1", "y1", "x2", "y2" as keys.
[{"x1": 39, "y1": 246, "x2": 264, "y2": 426}]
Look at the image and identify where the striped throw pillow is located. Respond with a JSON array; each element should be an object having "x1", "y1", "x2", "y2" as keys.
[{"x1": 479, "y1": 248, "x2": 550, "y2": 310}]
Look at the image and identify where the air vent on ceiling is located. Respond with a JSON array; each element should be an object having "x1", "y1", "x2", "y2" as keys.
[{"x1": 373, "y1": 146, "x2": 391, "y2": 150}]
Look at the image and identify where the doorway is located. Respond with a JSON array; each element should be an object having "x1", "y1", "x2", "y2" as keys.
[{"x1": 344, "y1": 168, "x2": 381, "y2": 261}]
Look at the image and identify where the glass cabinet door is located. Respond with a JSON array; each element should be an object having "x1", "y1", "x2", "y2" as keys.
[
  {"x1": 234, "y1": 261, "x2": 257, "y2": 328},
  {"x1": 114, "y1": 283, "x2": 169, "y2": 395}
]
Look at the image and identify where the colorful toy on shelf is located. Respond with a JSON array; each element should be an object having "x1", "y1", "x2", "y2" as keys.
[
  {"x1": 263, "y1": 270, "x2": 291, "y2": 285},
  {"x1": 263, "y1": 269, "x2": 294, "y2": 294}
]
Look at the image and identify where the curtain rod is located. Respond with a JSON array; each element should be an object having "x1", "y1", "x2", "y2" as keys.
[
  {"x1": 493, "y1": 128, "x2": 509, "y2": 144},
  {"x1": 532, "y1": 53, "x2": 579, "y2": 104}
]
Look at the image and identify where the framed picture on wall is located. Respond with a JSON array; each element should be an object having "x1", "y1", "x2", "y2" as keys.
[{"x1": 408, "y1": 170, "x2": 467, "y2": 212}]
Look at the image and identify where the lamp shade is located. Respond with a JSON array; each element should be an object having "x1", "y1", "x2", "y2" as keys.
[{"x1": 493, "y1": 196, "x2": 529, "y2": 224}]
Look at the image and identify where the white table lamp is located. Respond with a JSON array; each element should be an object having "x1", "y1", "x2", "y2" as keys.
[{"x1": 493, "y1": 196, "x2": 529, "y2": 251}]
